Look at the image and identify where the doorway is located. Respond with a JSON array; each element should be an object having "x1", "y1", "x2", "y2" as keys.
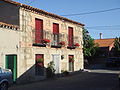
[
  {"x1": 5, "y1": 55, "x2": 17, "y2": 81},
  {"x1": 68, "y1": 55, "x2": 74, "y2": 72},
  {"x1": 52, "y1": 54, "x2": 60, "y2": 74},
  {"x1": 35, "y1": 54, "x2": 44, "y2": 76}
]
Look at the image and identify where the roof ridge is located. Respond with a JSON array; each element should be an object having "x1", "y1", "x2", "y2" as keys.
[{"x1": 95, "y1": 38, "x2": 115, "y2": 40}]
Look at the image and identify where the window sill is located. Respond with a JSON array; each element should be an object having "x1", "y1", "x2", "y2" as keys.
[
  {"x1": 67, "y1": 46, "x2": 76, "y2": 49},
  {"x1": 33, "y1": 43, "x2": 46, "y2": 47},
  {"x1": 51, "y1": 45, "x2": 62, "y2": 48}
]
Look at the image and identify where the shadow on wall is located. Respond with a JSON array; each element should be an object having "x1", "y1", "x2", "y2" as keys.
[
  {"x1": 16, "y1": 64, "x2": 45, "y2": 84},
  {"x1": 16, "y1": 63, "x2": 55, "y2": 84}
]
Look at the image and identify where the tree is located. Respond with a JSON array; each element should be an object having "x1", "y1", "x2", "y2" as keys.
[
  {"x1": 82, "y1": 28, "x2": 98, "y2": 61},
  {"x1": 114, "y1": 37, "x2": 120, "y2": 57}
]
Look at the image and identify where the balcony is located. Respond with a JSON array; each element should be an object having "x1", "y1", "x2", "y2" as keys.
[
  {"x1": 33, "y1": 30, "x2": 80, "y2": 49},
  {"x1": 67, "y1": 46, "x2": 76, "y2": 49},
  {"x1": 51, "y1": 41, "x2": 62, "y2": 48},
  {"x1": 32, "y1": 43, "x2": 46, "y2": 47}
]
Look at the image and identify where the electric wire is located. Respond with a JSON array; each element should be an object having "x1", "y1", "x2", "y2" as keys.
[{"x1": 61, "y1": 8, "x2": 120, "y2": 16}]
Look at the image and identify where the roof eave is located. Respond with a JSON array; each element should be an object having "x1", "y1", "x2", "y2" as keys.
[{"x1": 3, "y1": 0, "x2": 84, "y2": 26}]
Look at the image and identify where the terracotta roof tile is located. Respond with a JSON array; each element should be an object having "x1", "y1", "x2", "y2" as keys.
[
  {"x1": 2, "y1": 0, "x2": 84, "y2": 26},
  {"x1": 94, "y1": 38, "x2": 115, "y2": 47},
  {"x1": 0, "y1": 21, "x2": 19, "y2": 30}
]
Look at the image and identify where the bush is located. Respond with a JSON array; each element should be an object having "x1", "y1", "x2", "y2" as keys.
[
  {"x1": 46, "y1": 61, "x2": 55, "y2": 78},
  {"x1": 62, "y1": 70, "x2": 69, "y2": 76}
]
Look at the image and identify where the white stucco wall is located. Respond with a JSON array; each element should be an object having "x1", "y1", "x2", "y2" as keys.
[{"x1": 0, "y1": 27, "x2": 19, "y2": 68}]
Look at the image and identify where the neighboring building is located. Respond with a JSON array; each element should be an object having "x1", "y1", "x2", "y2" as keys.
[
  {"x1": 0, "y1": 22, "x2": 19, "y2": 81},
  {"x1": 0, "y1": 0, "x2": 84, "y2": 83},
  {"x1": 94, "y1": 38, "x2": 115, "y2": 57}
]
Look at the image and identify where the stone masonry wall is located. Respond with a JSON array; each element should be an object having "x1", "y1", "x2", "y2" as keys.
[{"x1": 18, "y1": 7, "x2": 83, "y2": 82}]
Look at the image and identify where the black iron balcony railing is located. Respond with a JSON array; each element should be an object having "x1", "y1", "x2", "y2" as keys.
[{"x1": 33, "y1": 30, "x2": 80, "y2": 49}]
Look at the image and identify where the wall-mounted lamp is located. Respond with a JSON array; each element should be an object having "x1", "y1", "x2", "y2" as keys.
[{"x1": 61, "y1": 55, "x2": 64, "y2": 60}]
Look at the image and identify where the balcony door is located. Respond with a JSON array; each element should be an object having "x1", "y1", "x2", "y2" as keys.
[
  {"x1": 52, "y1": 23, "x2": 59, "y2": 46},
  {"x1": 68, "y1": 27, "x2": 74, "y2": 47},
  {"x1": 35, "y1": 18, "x2": 43, "y2": 44}
]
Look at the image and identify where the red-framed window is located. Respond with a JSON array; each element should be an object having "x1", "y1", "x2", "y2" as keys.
[
  {"x1": 53, "y1": 23, "x2": 59, "y2": 46},
  {"x1": 35, "y1": 18, "x2": 43, "y2": 44},
  {"x1": 68, "y1": 27, "x2": 74, "y2": 47},
  {"x1": 35, "y1": 54, "x2": 44, "y2": 66}
]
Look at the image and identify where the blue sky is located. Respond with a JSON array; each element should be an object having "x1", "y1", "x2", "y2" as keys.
[{"x1": 15, "y1": 0, "x2": 120, "y2": 39}]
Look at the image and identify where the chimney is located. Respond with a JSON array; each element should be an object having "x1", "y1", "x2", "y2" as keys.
[{"x1": 100, "y1": 33, "x2": 102, "y2": 39}]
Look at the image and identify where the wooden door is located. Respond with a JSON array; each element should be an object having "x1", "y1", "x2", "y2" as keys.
[{"x1": 6, "y1": 55, "x2": 17, "y2": 81}]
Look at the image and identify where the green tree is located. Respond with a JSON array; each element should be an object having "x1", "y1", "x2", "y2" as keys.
[
  {"x1": 83, "y1": 28, "x2": 98, "y2": 60},
  {"x1": 114, "y1": 37, "x2": 120, "y2": 57}
]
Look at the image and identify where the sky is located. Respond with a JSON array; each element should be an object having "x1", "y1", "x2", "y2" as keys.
[{"x1": 14, "y1": 0, "x2": 120, "y2": 39}]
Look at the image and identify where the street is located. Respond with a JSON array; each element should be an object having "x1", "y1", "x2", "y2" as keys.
[{"x1": 9, "y1": 61, "x2": 120, "y2": 90}]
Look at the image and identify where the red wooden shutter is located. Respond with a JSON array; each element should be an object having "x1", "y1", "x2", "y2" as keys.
[
  {"x1": 68, "y1": 27, "x2": 74, "y2": 46},
  {"x1": 35, "y1": 19, "x2": 43, "y2": 43},
  {"x1": 53, "y1": 23, "x2": 59, "y2": 34}
]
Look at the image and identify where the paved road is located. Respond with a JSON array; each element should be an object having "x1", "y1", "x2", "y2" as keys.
[
  {"x1": 9, "y1": 72, "x2": 119, "y2": 90},
  {"x1": 89, "y1": 63, "x2": 120, "y2": 74},
  {"x1": 9, "y1": 59, "x2": 120, "y2": 90}
]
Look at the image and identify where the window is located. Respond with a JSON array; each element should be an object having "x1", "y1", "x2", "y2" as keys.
[
  {"x1": 52, "y1": 23, "x2": 59, "y2": 46},
  {"x1": 35, "y1": 54, "x2": 44, "y2": 76},
  {"x1": 35, "y1": 18, "x2": 43, "y2": 44},
  {"x1": 68, "y1": 27, "x2": 74, "y2": 47}
]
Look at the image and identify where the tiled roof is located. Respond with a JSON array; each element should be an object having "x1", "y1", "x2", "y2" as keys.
[
  {"x1": 2, "y1": 0, "x2": 84, "y2": 26},
  {"x1": 94, "y1": 38, "x2": 115, "y2": 47},
  {"x1": 0, "y1": 22, "x2": 19, "y2": 30}
]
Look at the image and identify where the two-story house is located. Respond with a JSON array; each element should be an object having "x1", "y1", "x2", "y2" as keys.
[{"x1": 0, "y1": 0, "x2": 84, "y2": 83}]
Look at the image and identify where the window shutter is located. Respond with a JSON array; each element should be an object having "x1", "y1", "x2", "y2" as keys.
[
  {"x1": 53, "y1": 23, "x2": 59, "y2": 34},
  {"x1": 35, "y1": 19, "x2": 43, "y2": 43},
  {"x1": 52, "y1": 23, "x2": 59, "y2": 45},
  {"x1": 68, "y1": 27, "x2": 74, "y2": 46}
]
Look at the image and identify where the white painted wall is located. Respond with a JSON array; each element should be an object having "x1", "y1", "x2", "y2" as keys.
[{"x1": 0, "y1": 27, "x2": 19, "y2": 68}]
